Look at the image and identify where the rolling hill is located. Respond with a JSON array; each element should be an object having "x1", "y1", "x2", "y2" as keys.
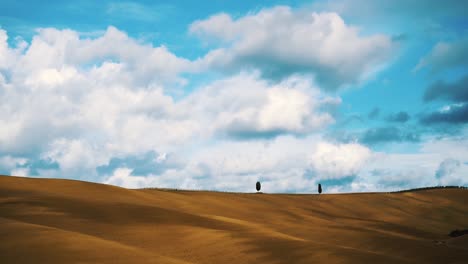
[{"x1": 1, "y1": 175, "x2": 467, "y2": 263}]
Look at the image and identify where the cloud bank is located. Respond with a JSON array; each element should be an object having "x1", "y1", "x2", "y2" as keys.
[{"x1": 1, "y1": 4, "x2": 467, "y2": 192}]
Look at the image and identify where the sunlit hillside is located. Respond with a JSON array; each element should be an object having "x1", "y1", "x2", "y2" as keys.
[{"x1": 1, "y1": 175, "x2": 467, "y2": 263}]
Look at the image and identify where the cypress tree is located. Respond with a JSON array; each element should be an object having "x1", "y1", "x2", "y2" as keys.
[
  {"x1": 318, "y1": 183, "x2": 322, "y2": 194},
  {"x1": 256, "y1": 181, "x2": 261, "y2": 192}
]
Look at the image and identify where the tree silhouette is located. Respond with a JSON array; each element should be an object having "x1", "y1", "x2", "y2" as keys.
[
  {"x1": 256, "y1": 181, "x2": 261, "y2": 192},
  {"x1": 318, "y1": 183, "x2": 322, "y2": 194}
]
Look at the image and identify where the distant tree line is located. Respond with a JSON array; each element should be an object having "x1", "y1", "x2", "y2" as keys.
[
  {"x1": 143, "y1": 183, "x2": 466, "y2": 194},
  {"x1": 392, "y1": 186, "x2": 468, "y2": 193}
]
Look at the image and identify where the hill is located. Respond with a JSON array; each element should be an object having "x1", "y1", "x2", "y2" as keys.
[{"x1": 1, "y1": 175, "x2": 467, "y2": 263}]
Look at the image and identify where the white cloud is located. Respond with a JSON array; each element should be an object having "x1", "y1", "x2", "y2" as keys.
[
  {"x1": 436, "y1": 159, "x2": 468, "y2": 186},
  {"x1": 1, "y1": 24, "x2": 466, "y2": 193},
  {"x1": 342, "y1": 135, "x2": 468, "y2": 192},
  {"x1": 104, "y1": 167, "x2": 148, "y2": 189},
  {"x1": 0, "y1": 155, "x2": 28, "y2": 172},
  {"x1": 310, "y1": 141, "x2": 371, "y2": 179},
  {"x1": 44, "y1": 139, "x2": 105, "y2": 172},
  {"x1": 2, "y1": 26, "x2": 338, "y2": 158},
  {"x1": 191, "y1": 6, "x2": 395, "y2": 90},
  {"x1": 420, "y1": 135, "x2": 468, "y2": 161},
  {"x1": 103, "y1": 136, "x2": 372, "y2": 193},
  {"x1": 10, "y1": 168, "x2": 29, "y2": 177},
  {"x1": 0, "y1": 29, "x2": 26, "y2": 71},
  {"x1": 363, "y1": 152, "x2": 438, "y2": 189},
  {"x1": 183, "y1": 73, "x2": 338, "y2": 138},
  {"x1": 12, "y1": 26, "x2": 190, "y2": 86},
  {"x1": 0, "y1": 27, "x2": 341, "y2": 186},
  {"x1": 24, "y1": 67, "x2": 78, "y2": 88},
  {"x1": 0, "y1": 27, "x2": 200, "y2": 156}
]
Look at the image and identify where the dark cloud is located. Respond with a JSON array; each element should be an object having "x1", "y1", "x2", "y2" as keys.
[
  {"x1": 424, "y1": 75, "x2": 468, "y2": 103},
  {"x1": 421, "y1": 103, "x2": 468, "y2": 124},
  {"x1": 361, "y1": 126, "x2": 420, "y2": 145},
  {"x1": 219, "y1": 118, "x2": 295, "y2": 140},
  {"x1": 222, "y1": 54, "x2": 373, "y2": 91},
  {"x1": 421, "y1": 73, "x2": 468, "y2": 126},
  {"x1": 386, "y1": 111, "x2": 410, "y2": 123},
  {"x1": 368, "y1": 107, "x2": 380, "y2": 119}
]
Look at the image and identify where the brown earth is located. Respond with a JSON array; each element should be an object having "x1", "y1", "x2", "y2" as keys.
[{"x1": 1, "y1": 175, "x2": 467, "y2": 263}]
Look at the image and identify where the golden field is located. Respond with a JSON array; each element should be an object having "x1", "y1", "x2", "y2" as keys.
[{"x1": 1, "y1": 175, "x2": 467, "y2": 263}]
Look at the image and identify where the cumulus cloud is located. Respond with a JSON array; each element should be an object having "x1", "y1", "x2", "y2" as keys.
[
  {"x1": 0, "y1": 26, "x2": 346, "y2": 189},
  {"x1": 0, "y1": 27, "x2": 199, "y2": 178},
  {"x1": 309, "y1": 142, "x2": 371, "y2": 180},
  {"x1": 0, "y1": 27, "x2": 203, "y2": 154},
  {"x1": 182, "y1": 73, "x2": 339, "y2": 139},
  {"x1": 190, "y1": 6, "x2": 396, "y2": 90},
  {"x1": 11, "y1": 26, "x2": 190, "y2": 85},
  {"x1": 43, "y1": 139, "x2": 107, "y2": 177},
  {"x1": 0, "y1": 27, "x2": 198, "y2": 153},
  {"x1": 1, "y1": 22, "x2": 465, "y2": 193},
  {"x1": 0, "y1": 29, "x2": 26, "y2": 72}
]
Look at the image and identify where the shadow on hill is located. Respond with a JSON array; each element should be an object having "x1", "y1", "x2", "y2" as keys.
[{"x1": 449, "y1": 229, "x2": 468, "y2": 238}]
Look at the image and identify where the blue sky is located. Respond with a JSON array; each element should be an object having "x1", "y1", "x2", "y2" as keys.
[{"x1": 0, "y1": 0, "x2": 467, "y2": 192}]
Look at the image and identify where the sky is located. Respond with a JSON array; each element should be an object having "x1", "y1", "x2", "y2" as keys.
[{"x1": 0, "y1": 0, "x2": 467, "y2": 193}]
